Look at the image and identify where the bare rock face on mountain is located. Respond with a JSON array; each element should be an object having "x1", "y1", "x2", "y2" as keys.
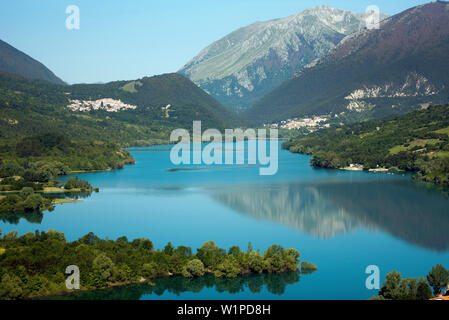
[
  {"x1": 245, "y1": 1, "x2": 449, "y2": 124},
  {"x1": 0, "y1": 39, "x2": 65, "y2": 85},
  {"x1": 179, "y1": 6, "x2": 383, "y2": 111}
]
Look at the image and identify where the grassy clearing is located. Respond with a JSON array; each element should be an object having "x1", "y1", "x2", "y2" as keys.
[
  {"x1": 433, "y1": 151, "x2": 449, "y2": 159},
  {"x1": 389, "y1": 139, "x2": 440, "y2": 154},
  {"x1": 435, "y1": 126, "x2": 449, "y2": 135},
  {"x1": 52, "y1": 199, "x2": 83, "y2": 205},
  {"x1": 121, "y1": 81, "x2": 142, "y2": 93}
]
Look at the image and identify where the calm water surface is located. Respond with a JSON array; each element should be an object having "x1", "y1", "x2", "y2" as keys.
[{"x1": 2, "y1": 142, "x2": 449, "y2": 300}]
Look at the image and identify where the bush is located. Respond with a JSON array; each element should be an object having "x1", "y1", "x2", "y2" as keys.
[
  {"x1": 247, "y1": 251, "x2": 264, "y2": 274},
  {"x1": 64, "y1": 176, "x2": 92, "y2": 190},
  {"x1": 213, "y1": 257, "x2": 241, "y2": 278},
  {"x1": 301, "y1": 261, "x2": 318, "y2": 271},
  {"x1": 182, "y1": 259, "x2": 205, "y2": 278},
  {"x1": 0, "y1": 274, "x2": 24, "y2": 300},
  {"x1": 19, "y1": 187, "x2": 34, "y2": 199},
  {"x1": 23, "y1": 194, "x2": 46, "y2": 211},
  {"x1": 142, "y1": 262, "x2": 158, "y2": 279}
]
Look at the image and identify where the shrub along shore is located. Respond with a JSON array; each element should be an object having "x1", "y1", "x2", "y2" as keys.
[{"x1": 0, "y1": 229, "x2": 314, "y2": 300}]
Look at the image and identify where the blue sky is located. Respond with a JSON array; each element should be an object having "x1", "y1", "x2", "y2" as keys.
[{"x1": 0, "y1": 0, "x2": 431, "y2": 84}]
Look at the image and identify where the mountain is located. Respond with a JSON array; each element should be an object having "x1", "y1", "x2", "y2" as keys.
[
  {"x1": 0, "y1": 39, "x2": 65, "y2": 85},
  {"x1": 245, "y1": 1, "x2": 449, "y2": 124},
  {"x1": 0, "y1": 71, "x2": 240, "y2": 146},
  {"x1": 179, "y1": 6, "x2": 386, "y2": 111}
]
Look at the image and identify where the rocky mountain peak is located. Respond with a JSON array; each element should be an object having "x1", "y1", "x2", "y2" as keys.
[{"x1": 179, "y1": 6, "x2": 386, "y2": 110}]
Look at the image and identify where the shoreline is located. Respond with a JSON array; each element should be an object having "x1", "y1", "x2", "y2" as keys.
[
  {"x1": 35, "y1": 269, "x2": 311, "y2": 300},
  {"x1": 0, "y1": 187, "x2": 97, "y2": 194}
]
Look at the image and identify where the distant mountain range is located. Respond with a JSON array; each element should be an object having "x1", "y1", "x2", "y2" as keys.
[
  {"x1": 245, "y1": 1, "x2": 449, "y2": 124},
  {"x1": 0, "y1": 39, "x2": 65, "y2": 85},
  {"x1": 179, "y1": 5, "x2": 387, "y2": 111},
  {"x1": 2, "y1": 2, "x2": 449, "y2": 133}
]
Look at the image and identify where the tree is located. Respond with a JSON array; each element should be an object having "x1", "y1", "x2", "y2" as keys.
[
  {"x1": 64, "y1": 176, "x2": 92, "y2": 190},
  {"x1": 142, "y1": 262, "x2": 158, "y2": 279},
  {"x1": 79, "y1": 232, "x2": 100, "y2": 245},
  {"x1": 228, "y1": 246, "x2": 241, "y2": 256},
  {"x1": 175, "y1": 246, "x2": 192, "y2": 258},
  {"x1": 163, "y1": 242, "x2": 174, "y2": 256},
  {"x1": 0, "y1": 274, "x2": 23, "y2": 300},
  {"x1": 131, "y1": 238, "x2": 154, "y2": 251},
  {"x1": 19, "y1": 187, "x2": 34, "y2": 199},
  {"x1": 416, "y1": 278, "x2": 432, "y2": 300},
  {"x1": 197, "y1": 241, "x2": 224, "y2": 268},
  {"x1": 45, "y1": 229, "x2": 66, "y2": 242},
  {"x1": 182, "y1": 259, "x2": 205, "y2": 278},
  {"x1": 23, "y1": 194, "x2": 45, "y2": 211},
  {"x1": 213, "y1": 257, "x2": 241, "y2": 278},
  {"x1": 93, "y1": 253, "x2": 115, "y2": 283},
  {"x1": 378, "y1": 271, "x2": 402, "y2": 300},
  {"x1": 378, "y1": 271, "x2": 434, "y2": 300},
  {"x1": 427, "y1": 264, "x2": 449, "y2": 296},
  {"x1": 247, "y1": 251, "x2": 264, "y2": 274}
]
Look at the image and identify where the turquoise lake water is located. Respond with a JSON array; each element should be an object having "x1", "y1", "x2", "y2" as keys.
[{"x1": 2, "y1": 142, "x2": 449, "y2": 300}]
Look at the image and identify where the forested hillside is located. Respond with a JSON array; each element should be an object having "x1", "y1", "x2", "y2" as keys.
[
  {"x1": 283, "y1": 105, "x2": 449, "y2": 186},
  {"x1": 69, "y1": 73, "x2": 242, "y2": 130},
  {"x1": 0, "y1": 71, "x2": 241, "y2": 146},
  {"x1": 0, "y1": 71, "x2": 169, "y2": 146}
]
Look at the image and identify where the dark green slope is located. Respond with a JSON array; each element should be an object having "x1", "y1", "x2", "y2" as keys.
[
  {"x1": 0, "y1": 39, "x2": 65, "y2": 85},
  {"x1": 69, "y1": 73, "x2": 242, "y2": 130},
  {"x1": 0, "y1": 70, "x2": 161, "y2": 145},
  {"x1": 245, "y1": 2, "x2": 449, "y2": 124}
]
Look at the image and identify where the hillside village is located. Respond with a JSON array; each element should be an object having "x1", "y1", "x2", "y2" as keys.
[
  {"x1": 67, "y1": 98, "x2": 137, "y2": 112},
  {"x1": 267, "y1": 116, "x2": 330, "y2": 131}
]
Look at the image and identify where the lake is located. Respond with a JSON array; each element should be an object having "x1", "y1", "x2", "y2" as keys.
[{"x1": 2, "y1": 141, "x2": 449, "y2": 300}]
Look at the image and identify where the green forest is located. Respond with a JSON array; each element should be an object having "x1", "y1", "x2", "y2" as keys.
[
  {"x1": 373, "y1": 264, "x2": 449, "y2": 300},
  {"x1": 0, "y1": 229, "x2": 309, "y2": 300},
  {"x1": 283, "y1": 105, "x2": 449, "y2": 187},
  {"x1": 0, "y1": 130, "x2": 118, "y2": 212}
]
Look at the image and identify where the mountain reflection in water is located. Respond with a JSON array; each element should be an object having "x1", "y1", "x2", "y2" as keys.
[{"x1": 212, "y1": 180, "x2": 449, "y2": 251}]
